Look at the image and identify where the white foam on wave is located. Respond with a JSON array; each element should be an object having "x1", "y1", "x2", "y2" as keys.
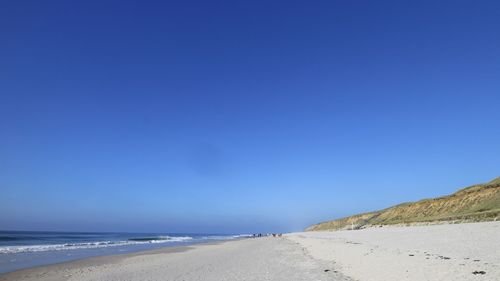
[
  {"x1": 200, "y1": 234, "x2": 252, "y2": 240},
  {"x1": 232, "y1": 234, "x2": 252, "y2": 238},
  {"x1": 148, "y1": 236, "x2": 193, "y2": 243},
  {"x1": 0, "y1": 236, "x2": 193, "y2": 254}
]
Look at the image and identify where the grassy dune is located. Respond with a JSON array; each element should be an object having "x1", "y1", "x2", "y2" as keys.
[{"x1": 307, "y1": 177, "x2": 500, "y2": 231}]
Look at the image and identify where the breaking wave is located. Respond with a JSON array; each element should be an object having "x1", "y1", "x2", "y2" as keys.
[{"x1": 0, "y1": 236, "x2": 193, "y2": 254}]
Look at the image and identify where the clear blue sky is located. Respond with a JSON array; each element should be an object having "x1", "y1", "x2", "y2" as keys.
[{"x1": 1, "y1": 1, "x2": 499, "y2": 233}]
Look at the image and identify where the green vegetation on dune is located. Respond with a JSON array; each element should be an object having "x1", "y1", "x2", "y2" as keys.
[{"x1": 306, "y1": 177, "x2": 500, "y2": 231}]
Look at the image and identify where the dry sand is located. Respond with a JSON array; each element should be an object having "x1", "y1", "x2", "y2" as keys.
[
  {"x1": 2, "y1": 221, "x2": 498, "y2": 281},
  {"x1": 287, "y1": 221, "x2": 500, "y2": 281}
]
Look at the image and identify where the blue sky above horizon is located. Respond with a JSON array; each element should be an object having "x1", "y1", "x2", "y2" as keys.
[{"x1": 1, "y1": 0, "x2": 499, "y2": 233}]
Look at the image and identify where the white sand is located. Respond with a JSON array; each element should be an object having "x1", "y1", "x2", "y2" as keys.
[
  {"x1": 287, "y1": 221, "x2": 500, "y2": 281},
  {"x1": 0, "y1": 237, "x2": 348, "y2": 281},
  {"x1": 2, "y1": 221, "x2": 498, "y2": 281}
]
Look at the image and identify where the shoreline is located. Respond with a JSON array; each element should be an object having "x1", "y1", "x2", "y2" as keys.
[
  {"x1": 0, "y1": 237, "x2": 345, "y2": 281},
  {"x1": 0, "y1": 234, "x2": 248, "y2": 274},
  {"x1": 0, "y1": 241, "x2": 197, "y2": 280},
  {"x1": 0, "y1": 244, "x2": 190, "y2": 280},
  {"x1": 0, "y1": 239, "x2": 228, "y2": 279}
]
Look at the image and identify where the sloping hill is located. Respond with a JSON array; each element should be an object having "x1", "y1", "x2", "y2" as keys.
[{"x1": 306, "y1": 177, "x2": 500, "y2": 231}]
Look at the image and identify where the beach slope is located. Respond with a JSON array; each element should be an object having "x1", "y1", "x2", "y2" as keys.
[{"x1": 307, "y1": 177, "x2": 500, "y2": 231}]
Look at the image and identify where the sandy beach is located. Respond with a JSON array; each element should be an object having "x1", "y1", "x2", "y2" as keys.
[
  {"x1": 1, "y1": 221, "x2": 499, "y2": 281},
  {"x1": 0, "y1": 237, "x2": 348, "y2": 281},
  {"x1": 288, "y1": 221, "x2": 500, "y2": 281}
]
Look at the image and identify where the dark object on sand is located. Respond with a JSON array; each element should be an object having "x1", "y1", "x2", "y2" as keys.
[{"x1": 472, "y1": 271, "x2": 486, "y2": 275}]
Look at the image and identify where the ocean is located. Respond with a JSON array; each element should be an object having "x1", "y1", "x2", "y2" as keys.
[{"x1": 0, "y1": 230, "x2": 250, "y2": 274}]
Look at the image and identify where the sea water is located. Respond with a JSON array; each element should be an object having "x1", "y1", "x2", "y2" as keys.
[{"x1": 0, "y1": 230, "x2": 249, "y2": 273}]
